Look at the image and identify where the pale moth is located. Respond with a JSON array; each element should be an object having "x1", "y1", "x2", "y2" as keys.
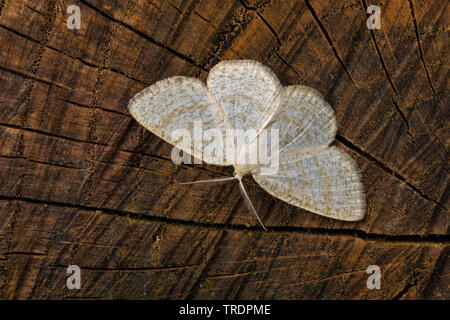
[{"x1": 128, "y1": 60, "x2": 365, "y2": 230}]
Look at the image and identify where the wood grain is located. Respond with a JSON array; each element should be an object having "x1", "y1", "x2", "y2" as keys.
[{"x1": 0, "y1": 0, "x2": 448, "y2": 299}]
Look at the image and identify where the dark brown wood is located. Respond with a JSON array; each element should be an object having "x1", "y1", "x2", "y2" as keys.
[{"x1": 0, "y1": 0, "x2": 448, "y2": 299}]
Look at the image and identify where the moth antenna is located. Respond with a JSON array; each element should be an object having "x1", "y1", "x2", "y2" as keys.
[
  {"x1": 177, "y1": 176, "x2": 235, "y2": 185},
  {"x1": 238, "y1": 179, "x2": 268, "y2": 231}
]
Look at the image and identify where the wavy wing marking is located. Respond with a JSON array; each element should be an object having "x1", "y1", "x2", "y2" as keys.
[
  {"x1": 207, "y1": 60, "x2": 282, "y2": 133},
  {"x1": 128, "y1": 76, "x2": 231, "y2": 165},
  {"x1": 253, "y1": 146, "x2": 365, "y2": 221},
  {"x1": 265, "y1": 85, "x2": 337, "y2": 154}
]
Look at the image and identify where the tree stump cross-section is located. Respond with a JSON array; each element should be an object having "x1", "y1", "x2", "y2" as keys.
[{"x1": 0, "y1": 0, "x2": 448, "y2": 299}]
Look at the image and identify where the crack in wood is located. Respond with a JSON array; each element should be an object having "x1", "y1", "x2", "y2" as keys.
[
  {"x1": 254, "y1": 11, "x2": 281, "y2": 45},
  {"x1": 1, "y1": 195, "x2": 448, "y2": 244},
  {"x1": 0, "y1": 122, "x2": 230, "y2": 179},
  {"x1": 360, "y1": 0, "x2": 398, "y2": 97},
  {"x1": 23, "y1": 3, "x2": 46, "y2": 16},
  {"x1": 336, "y1": 134, "x2": 449, "y2": 211},
  {"x1": 0, "y1": 155, "x2": 81, "y2": 170},
  {"x1": 237, "y1": 0, "x2": 305, "y2": 80},
  {"x1": 3, "y1": 251, "x2": 49, "y2": 257},
  {"x1": 62, "y1": 99, "x2": 129, "y2": 117},
  {"x1": 408, "y1": 0, "x2": 437, "y2": 95},
  {"x1": 359, "y1": 0, "x2": 443, "y2": 148},
  {"x1": 393, "y1": 277, "x2": 419, "y2": 299},
  {"x1": 79, "y1": 0, "x2": 207, "y2": 72},
  {"x1": 0, "y1": 153, "x2": 171, "y2": 179},
  {"x1": 0, "y1": 64, "x2": 74, "y2": 93},
  {"x1": 274, "y1": 51, "x2": 304, "y2": 80},
  {"x1": 391, "y1": 98, "x2": 414, "y2": 139},
  {"x1": 167, "y1": 0, "x2": 217, "y2": 32},
  {"x1": 304, "y1": 0, "x2": 358, "y2": 88},
  {"x1": 54, "y1": 263, "x2": 201, "y2": 273}
]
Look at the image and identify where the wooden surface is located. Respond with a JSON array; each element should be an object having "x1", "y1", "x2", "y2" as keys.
[{"x1": 0, "y1": 0, "x2": 448, "y2": 299}]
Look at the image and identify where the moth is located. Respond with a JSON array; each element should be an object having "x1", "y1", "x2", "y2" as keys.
[{"x1": 128, "y1": 60, "x2": 365, "y2": 230}]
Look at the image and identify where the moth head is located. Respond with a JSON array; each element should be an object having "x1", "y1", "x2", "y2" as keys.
[{"x1": 233, "y1": 164, "x2": 260, "y2": 180}]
